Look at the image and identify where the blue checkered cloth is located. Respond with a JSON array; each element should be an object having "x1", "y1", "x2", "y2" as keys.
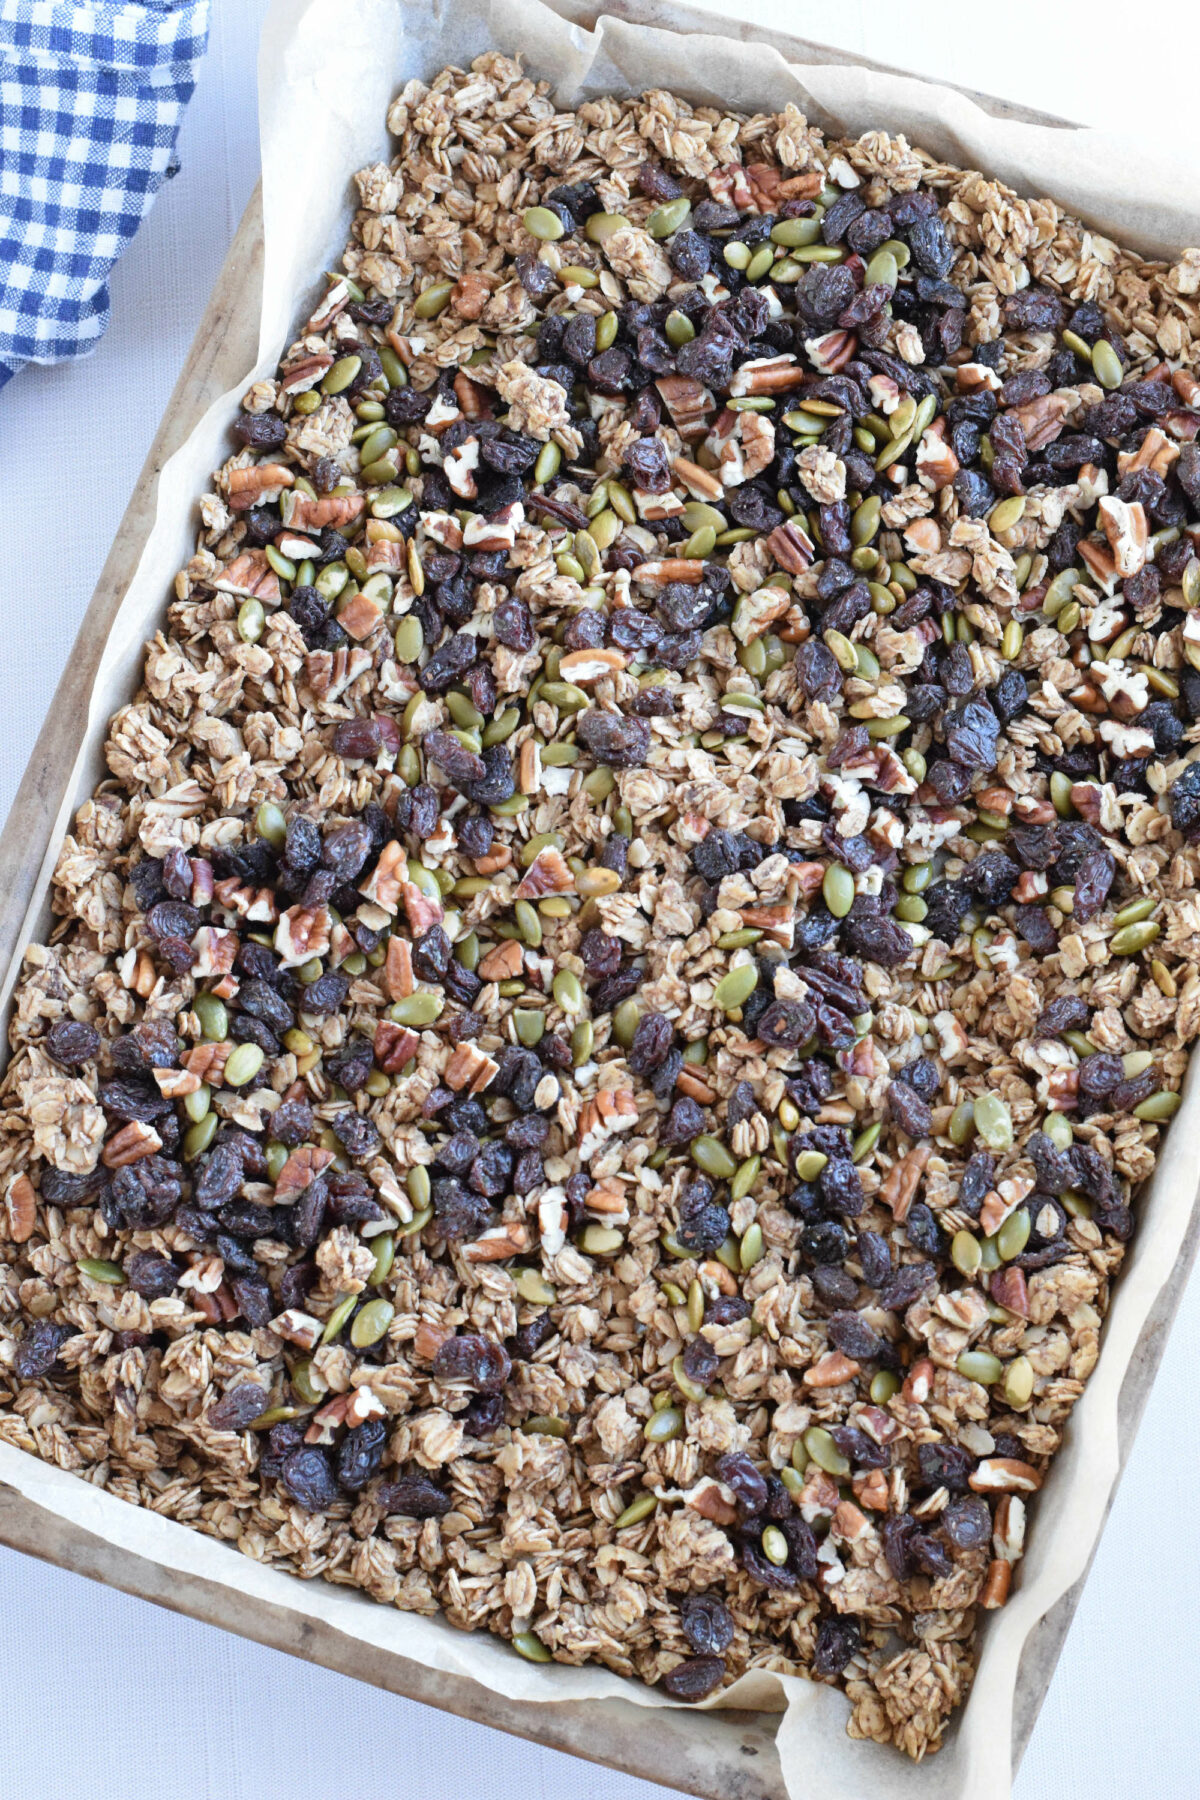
[{"x1": 0, "y1": 0, "x2": 210, "y2": 389}]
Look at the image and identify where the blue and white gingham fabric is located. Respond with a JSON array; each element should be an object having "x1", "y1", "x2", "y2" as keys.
[{"x1": 0, "y1": 0, "x2": 210, "y2": 389}]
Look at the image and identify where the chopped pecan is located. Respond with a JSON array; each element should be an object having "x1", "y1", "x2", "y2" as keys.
[
  {"x1": 274, "y1": 1144, "x2": 335, "y2": 1203},
  {"x1": 5, "y1": 1174, "x2": 36, "y2": 1244},
  {"x1": 373, "y1": 1021, "x2": 420, "y2": 1074},
  {"x1": 101, "y1": 1121, "x2": 163, "y2": 1168}
]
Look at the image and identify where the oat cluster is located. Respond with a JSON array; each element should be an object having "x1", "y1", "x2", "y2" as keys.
[{"x1": 5, "y1": 52, "x2": 1200, "y2": 1759}]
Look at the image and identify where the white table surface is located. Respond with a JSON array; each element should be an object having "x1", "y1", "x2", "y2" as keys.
[{"x1": 0, "y1": 3, "x2": 1197, "y2": 1794}]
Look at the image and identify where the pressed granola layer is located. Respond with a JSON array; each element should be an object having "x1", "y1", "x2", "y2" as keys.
[{"x1": 5, "y1": 53, "x2": 1200, "y2": 1758}]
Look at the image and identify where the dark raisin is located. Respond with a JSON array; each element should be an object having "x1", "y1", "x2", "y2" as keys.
[
  {"x1": 878, "y1": 1261, "x2": 936, "y2": 1312},
  {"x1": 661, "y1": 1097, "x2": 706, "y2": 1144},
  {"x1": 813, "y1": 1616, "x2": 861, "y2": 1678},
  {"x1": 279, "y1": 1446, "x2": 340, "y2": 1512},
  {"x1": 208, "y1": 1384, "x2": 270, "y2": 1431},
  {"x1": 662, "y1": 1656, "x2": 726, "y2": 1702},
  {"x1": 379, "y1": 1476, "x2": 452, "y2": 1518},
  {"x1": 13, "y1": 1320, "x2": 74, "y2": 1380},
  {"x1": 628, "y1": 1011, "x2": 673, "y2": 1075},
  {"x1": 679, "y1": 1593, "x2": 734, "y2": 1657},
  {"x1": 715, "y1": 1451, "x2": 768, "y2": 1519},
  {"x1": 943, "y1": 1494, "x2": 992, "y2": 1550},
  {"x1": 44, "y1": 1018, "x2": 101, "y2": 1069},
  {"x1": 337, "y1": 1418, "x2": 388, "y2": 1492},
  {"x1": 433, "y1": 1334, "x2": 512, "y2": 1392},
  {"x1": 918, "y1": 1441, "x2": 974, "y2": 1493}
]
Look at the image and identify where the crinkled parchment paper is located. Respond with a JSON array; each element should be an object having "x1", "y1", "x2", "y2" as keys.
[{"x1": 2, "y1": 4, "x2": 1199, "y2": 1796}]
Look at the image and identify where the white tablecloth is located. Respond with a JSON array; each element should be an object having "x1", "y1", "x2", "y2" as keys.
[{"x1": 0, "y1": 3, "x2": 1196, "y2": 1794}]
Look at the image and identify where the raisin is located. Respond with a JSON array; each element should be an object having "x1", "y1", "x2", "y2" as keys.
[
  {"x1": 813, "y1": 1616, "x2": 860, "y2": 1678},
  {"x1": 270, "y1": 1097, "x2": 315, "y2": 1147},
  {"x1": 855, "y1": 1230, "x2": 892, "y2": 1287},
  {"x1": 905, "y1": 1203, "x2": 943, "y2": 1258},
  {"x1": 109, "y1": 1157, "x2": 183, "y2": 1228},
  {"x1": 433, "y1": 1334, "x2": 512, "y2": 1392},
  {"x1": 661, "y1": 1097, "x2": 706, "y2": 1144},
  {"x1": 337, "y1": 1418, "x2": 388, "y2": 1493},
  {"x1": 680, "y1": 1337, "x2": 720, "y2": 1388},
  {"x1": 331, "y1": 1109, "x2": 381, "y2": 1159},
  {"x1": 680, "y1": 1593, "x2": 734, "y2": 1656},
  {"x1": 125, "y1": 1250, "x2": 180, "y2": 1299},
  {"x1": 715, "y1": 1451, "x2": 769, "y2": 1518},
  {"x1": 279, "y1": 1446, "x2": 340, "y2": 1512},
  {"x1": 943, "y1": 1494, "x2": 992, "y2": 1550},
  {"x1": 887, "y1": 1080, "x2": 932, "y2": 1138},
  {"x1": 14, "y1": 1320, "x2": 74, "y2": 1380},
  {"x1": 431, "y1": 1178, "x2": 490, "y2": 1242},
  {"x1": 756, "y1": 998, "x2": 815, "y2": 1048},
  {"x1": 878, "y1": 1261, "x2": 936, "y2": 1312},
  {"x1": 333, "y1": 718, "x2": 383, "y2": 760},
  {"x1": 843, "y1": 915, "x2": 913, "y2": 968},
  {"x1": 628, "y1": 1011, "x2": 673, "y2": 1075},
  {"x1": 918, "y1": 1441, "x2": 974, "y2": 1493},
  {"x1": 958, "y1": 1150, "x2": 996, "y2": 1214},
  {"x1": 379, "y1": 1476, "x2": 452, "y2": 1518},
  {"x1": 44, "y1": 1018, "x2": 101, "y2": 1068},
  {"x1": 819, "y1": 1159, "x2": 865, "y2": 1216},
  {"x1": 826, "y1": 1310, "x2": 882, "y2": 1361},
  {"x1": 802, "y1": 1219, "x2": 849, "y2": 1264},
  {"x1": 208, "y1": 1384, "x2": 270, "y2": 1432},
  {"x1": 580, "y1": 928, "x2": 622, "y2": 976},
  {"x1": 662, "y1": 1656, "x2": 726, "y2": 1701}
]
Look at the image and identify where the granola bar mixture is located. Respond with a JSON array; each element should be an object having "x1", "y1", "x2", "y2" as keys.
[{"x1": 5, "y1": 52, "x2": 1200, "y2": 1759}]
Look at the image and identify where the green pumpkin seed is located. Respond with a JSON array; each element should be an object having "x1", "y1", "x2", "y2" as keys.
[
  {"x1": 951, "y1": 1230, "x2": 982, "y2": 1277},
  {"x1": 864, "y1": 247, "x2": 899, "y2": 289},
  {"x1": 413, "y1": 280, "x2": 453, "y2": 319},
  {"x1": 793, "y1": 1150, "x2": 828, "y2": 1183},
  {"x1": 194, "y1": 993, "x2": 228, "y2": 1041},
  {"x1": 613, "y1": 1491, "x2": 659, "y2": 1529},
  {"x1": 647, "y1": 196, "x2": 691, "y2": 238},
  {"x1": 514, "y1": 1268, "x2": 556, "y2": 1306},
  {"x1": 320, "y1": 1293, "x2": 357, "y2": 1345},
  {"x1": 948, "y1": 1101, "x2": 976, "y2": 1147},
  {"x1": 1133, "y1": 1089, "x2": 1182, "y2": 1122},
  {"x1": 322, "y1": 354, "x2": 362, "y2": 395},
  {"x1": 712, "y1": 963, "x2": 758, "y2": 1012},
  {"x1": 399, "y1": 1204, "x2": 433, "y2": 1237},
  {"x1": 1004, "y1": 1355, "x2": 1035, "y2": 1408},
  {"x1": 870, "y1": 1370, "x2": 900, "y2": 1405},
  {"x1": 1110, "y1": 920, "x2": 1160, "y2": 956},
  {"x1": 389, "y1": 991, "x2": 444, "y2": 1027},
  {"x1": 534, "y1": 441, "x2": 561, "y2": 484},
  {"x1": 1111, "y1": 895, "x2": 1158, "y2": 930},
  {"x1": 183, "y1": 1113, "x2": 218, "y2": 1160},
  {"x1": 691, "y1": 1135, "x2": 737, "y2": 1180},
  {"x1": 761, "y1": 1524, "x2": 789, "y2": 1566},
  {"x1": 997, "y1": 1208, "x2": 1031, "y2": 1261},
  {"x1": 1091, "y1": 338, "x2": 1124, "y2": 390},
  {"x1": 723, "y1": 240, "x2": 752, "y2": 272},
  {"x1": 644, "y1": 1404, "x2": 683, "y2": 1443},
  {"x1": 1060, "y1": 328, "x2": 1093, "y2": 363},
  {"x1": 851, "y1": 496, "x2": 881, "y2": 546},
  {"x1": 379, "y1": 346, "x2": 406, "y2": 388},
  {"x1": 585, "y1": 212, "x2": 630, "y2": 243},
  {"x1": 184, "y1": 1084, "x2": 212, "y2": 1126},
  {"x1": 289, "y1": 1358, "x2": 323, "y2": 1404},
  {"x1": 350, "y1": 1298, "x2": 394, "y2": 1349},
  {"x1": 514, "y1": 1008, "x2": 546, "y2": 1048},
  {"x1": 894, "y1": 894, "x2": 927, "y2": 924},
  {"x1": 800, "y1": 1426, "x2": 850, "y2": 1478},
  {"x1": 738, "y1": 1222, "x2": 764, "y2": 1270},
  {"x1": 957, "y1": 1349, "x2": 1003, "y2": 1385},
  {"x1": 611, "y1": 998, "x2": 640, "y2": 1048},
  {"x1": 746, "y1": 243, "x2": 775, "y2": 283},
  {"x1": 552, "y1": 970, "x2": 585, "y2": 1015},
  {"x1": 989, "y1": 496, "x2": 1026, "y2": 534},
  {"x1": 77, "y1": 1257, "x2": 124, "y2": 1284},
  {"x1": 665, "y1": 309, "x2": 696, "y2": 347},
  {"x1": 687, "y1": 1279, "x2": 705, "y2": 1333},
  {"x1": 593, "y1": 310, "x2": 618, "y2": 352},
  {"x1": 823, "y1": 863, "x2": 856, "y2": 919},
  {"x1": 570, "y1": 1019, "x2": 594, "y2": 1066},
  {"x1": 972, "y1": 1092, "x2": 1012, "y2": 1151},
  {"x1": 771, "y1": 215, "x2": 822, "y2": 247},
  {"x1": 852, "y1": 1121, "x2": 881, "y2": 1163},
  {"x1": 370, "y1": 1234, "x2": 395, "y2": 1286},
  {"x1": 224, "y1": 1043, "x2": 264, "y2": 1088},
  {"x1": 512, "y1": 1632, "x2": 552, "y2": 1663},
  {"x1": 729, "y1": 1156, "x2": 761, "y2": 1203},
  {"x1": 559, "y1": 264, "x2": 599, "y2": 288},
  {"x1": 1039, "y1": 1112, "x2": 1071, "y2": 1153}
]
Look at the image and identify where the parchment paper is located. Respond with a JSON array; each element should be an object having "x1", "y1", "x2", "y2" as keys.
[{"x1": 3, "y1": 3, "x2": 1200, "y2": 1796}]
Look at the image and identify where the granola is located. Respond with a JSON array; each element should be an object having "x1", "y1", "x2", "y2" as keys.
[{"x1": 3, "y1": 52, "x2": 1200, "y2": 1759}]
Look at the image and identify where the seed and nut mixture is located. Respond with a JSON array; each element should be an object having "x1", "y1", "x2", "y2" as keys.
[{"x1": 5, "y1": 51, "x2": 1200, "y2": 1761}]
